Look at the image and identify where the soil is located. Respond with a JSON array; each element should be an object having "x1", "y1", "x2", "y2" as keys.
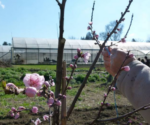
[
  {"x1": 0, "y1": 106, "x2": 147, "y2": 125},
  {"x1": 0, "y1": 83, "x2": 148, "y2": 125}
]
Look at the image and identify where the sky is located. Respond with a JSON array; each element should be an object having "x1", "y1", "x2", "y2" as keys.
[{"x1": 0, "y1": 0, "x2": 149, "y2": 45}]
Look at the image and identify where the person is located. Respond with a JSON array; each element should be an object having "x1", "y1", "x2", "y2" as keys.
[
  {"x1": 145, "y1": 56, "x2": 150, "y2": 67},
  {"x1": 102, "y1": 47, "x2": 150, "y2": 124},
  {"x1": 141, "y1": 59, "x2": 145, "y2": 64}
]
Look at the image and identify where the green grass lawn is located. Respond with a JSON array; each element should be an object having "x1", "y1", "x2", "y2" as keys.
[
  {"x1": 12, "y1": 64, "x2": 105, "y2": 71},
  {"x1": 12, "y1": 65, "x2": 57, "y2": 70}
]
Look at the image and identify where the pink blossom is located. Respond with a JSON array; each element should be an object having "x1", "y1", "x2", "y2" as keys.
[
  {"x1": 6, "y1": 83, "x2": 17, "y2": 89},
  {"x1": 82, "y1": 52, "x2": 91, "y2": 64},
  {"x1": 32, "y1": 106, "x2": 38, "y2": 114},
  {"x1": 18, "y1": 106, "x2": 26, "y2": 111},
  {"x1": 89, "y1": 22, "x2": 93, "y2": 25},
  {"x1": 121, "y1": 66, "x2": 130, "y2": 71},
  {"x1": 74, "y1": 55, "x2": 78, "y2": 59},
  {"x1": 31, "y1": 118, "x2": 42, "y2": 125},
  {"x1": 77, "y1": 48, "x2": 81, "y2": 53},
  {"x1": 55, "y1": 100, "x2": 61, "y2": 106},
  {"x1": 47, "y1": 97, "x2": 54, "y2": 106},
  {"x1": 87, "y1": 26, "x2": 91, "y2": 30},
  {"x1": 67, "y1": 86, "x2": 72, "y2": 90},
  {"x1": 11, "y1": 107, "x2": 16, "y2": 112},
  {"x1": 101, "y1": 102, "x2": 103, "y2": 105},
  {"x1": 23, "y1": 73, "x2": 45, "y2": 90},
  {"x1": 44, "y1": 81, "x2": 50, "y2": 87},
  {"x1": 43, "y1": 115, "x2": 49, "y2": 121},
  {"x1": 14, "y1": 112, "x2": 20, "y2": 119},
  {"x1": 25, "y1": 87, "x2": 37, "y2": 97}
]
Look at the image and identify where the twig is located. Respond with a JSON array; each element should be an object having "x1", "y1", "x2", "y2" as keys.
[
  {"x1": 67, "y1": 0, "x2": 134, "y2": 119},
  {"x1": 124, "y1": 14, "x2": 134, "y2": 38},
  {"x1": 91, "y1": 1, "x2": 95, "y2": 22},
  {"x1": 96, "y1": 103, "x2": 150, "y2": 122},
  {"x1": 56, "y1": 0, "x2": 61, "y2": 7}
]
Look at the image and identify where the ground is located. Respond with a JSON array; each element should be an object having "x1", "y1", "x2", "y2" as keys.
[{"x1": 0, "y1": 83, "x2": 148, "y2": 125}]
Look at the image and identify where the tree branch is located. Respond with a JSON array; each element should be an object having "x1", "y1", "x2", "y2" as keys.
[
  {"x1": 56, "y1": 0, "x2": 61, "y2": 7},
  {"x1": 124, "y1": 14, "x2": 134, "y2": 38},
  {"x1": 97, "y1": 103, "x2": 150, "y2": 122}
]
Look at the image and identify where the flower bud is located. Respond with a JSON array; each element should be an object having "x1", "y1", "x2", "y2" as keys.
[
  {"x1": 51, "y1": 82, "x2": 55, "y2": 86},
  {"x1": 25, "y1": 87, "x2": 37, "y2": 97},
  {"x1": 10, "y1": 111, "x2": 15, "y2": 117},
  {"x1": 50, "y1": 91, "x2": 54, "y2": 98},
  {"x1": 18, "y1": 106, "x2": 26, "y2": 111},
  {"x1": 65, "y1": 76, "x2": 69, "y2": 80},
  {"x1": 122, "y1": 18, "x2": 125, "y2": 21},
  {"x1": 55, "y1": 100, "x2": 61, "y2": 106},
  {"x1": 92, "y1": 31, "x2": 95, "y2": 35},
  {"x1": 120, "y1": 38, "x2": 126, "y2": 43},
  {"x1": 67, "y1": 86, "x2": 72, "y2": 90},
  {"x1": 11, "y1": 107, "x2": 16, "y2": 112},
  {"x1": 47, "y1": 97, "x2": 54, "y2": 106},
  {"x1": 129, "y1": 54, "x2": 134, "y2": 58},
  {"x1": 74, "y1": 55, "x2": 78, "y2": 59},
  {"x1": 111, "y1": 87, "x2": 116, "y2": 91},
  {"x1": 121, "y1": 66, "x2": 130, "y2": 71},
  {"x1": 87, "y1": 26, "x2": 91, "y2": 30},
  {"x1": 89, "y1": 22, "x2": 93, "y2": 25},
  {"x1": 62, "y1": 95, "x2": 66, "y2": 98},
  {"x1": 32, "y1": 106, "x2": 38, "y2": 114},
  {"x1": 77, "y1": 48, "x2": 81, "y2": 53},
  {"x1": 14, "y1": 112, "x2": 20, "y2": 119},
  {"x1": 44, "y1": 81, "x2": 50, "y2": 87},
  {"x1": 43, "y1": 115, "x2": 49, "y2": 121},
  {"x1": 104, "y1": 93, "x2": 107, "y2": 97},
  {"x1": 117, "y1": 28, "x2": 120, "y2": 31},
  {"x1": 70, "y1": 64, "x2": 74, "y2": 68}
]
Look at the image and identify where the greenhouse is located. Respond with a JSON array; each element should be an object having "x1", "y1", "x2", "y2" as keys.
[
  {"x1": 9, "y1": 37, "x2": 150, "y2": 64},
  {"x1": 0, "y1": 46, "x2": 11, "y2": 62}
]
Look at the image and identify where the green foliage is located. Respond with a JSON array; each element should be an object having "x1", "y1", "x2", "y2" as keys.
[
  {"x1": 100, "y1": 78, "x2": 107, "y2": 82},
  {"x1": 88, "y1": 76, "x2": 96, "y2": 82},
  {"x1": 75, "y1": 74, "x2": 86, "y2": 83},
  {"x1": 38, "y1": 70, "x2": 56, "y2": 81}
]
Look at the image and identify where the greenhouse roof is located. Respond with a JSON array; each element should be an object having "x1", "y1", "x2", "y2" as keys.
[{"x1": 12, "y1": 37, "x2": 150, "y2": 54}]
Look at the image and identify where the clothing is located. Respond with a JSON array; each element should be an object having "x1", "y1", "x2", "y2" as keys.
[{"x1": 116, "y1": 60, "x2": 150, "y2": 124}]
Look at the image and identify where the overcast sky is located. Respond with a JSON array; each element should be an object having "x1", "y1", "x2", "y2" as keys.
[{"x1": 0, "y1": 0, "x2": 149, "y2": 45}]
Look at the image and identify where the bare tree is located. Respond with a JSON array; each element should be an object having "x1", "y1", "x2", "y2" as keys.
[{"x1": 99, "y1": 21, "x2": 124, "y2": 41}]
